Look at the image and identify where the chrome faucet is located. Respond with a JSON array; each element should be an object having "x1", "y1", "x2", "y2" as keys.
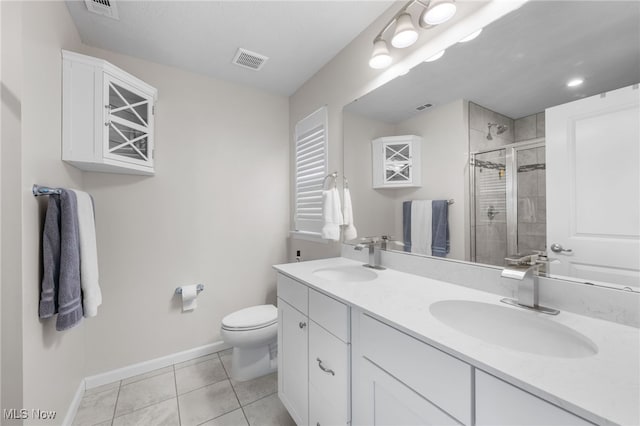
[
  {"x1": 354, "y1": 237, "x2": 386, "y2": 270},
  {"x1": 500, "y1": 253, "x2": 559, "y2": 315}
]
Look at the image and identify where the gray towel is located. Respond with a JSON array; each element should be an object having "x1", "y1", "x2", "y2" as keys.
[
  {"x1": 431, "y1": 200, "x2": 450, "y2": 258},
  {"x1": 39, "y1": 195, "x2": 61, "y2": 318},
  {"x1": 39, "y1": 190, "x2": 84, "y2": 331},
  {"x1": 402, "y1": 201, "x2": 412, "y2": 252}
]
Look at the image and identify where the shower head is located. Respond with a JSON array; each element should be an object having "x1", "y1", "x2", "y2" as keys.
[{"x1": 486, "y1": 123, "x2": 509, "y2": 140}]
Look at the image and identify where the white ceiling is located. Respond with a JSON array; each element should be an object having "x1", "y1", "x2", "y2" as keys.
[
  {"x1": 346, "y1": 1, "x2": 640, "y2": 122},
  {"x1": 65, "y1": 0, "x2": 395, "y2": 95}
]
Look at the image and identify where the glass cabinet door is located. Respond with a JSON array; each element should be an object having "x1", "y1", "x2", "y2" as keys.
[
  {"x1": 384, "y1": 142, "x2": 412, "y2": 184},
  {"x1": 104, "y1": 74, "x2": 153, "y2": 166}
]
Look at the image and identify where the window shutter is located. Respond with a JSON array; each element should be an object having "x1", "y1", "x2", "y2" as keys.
[{"x1": 294, "y1": 106, "x2": 328, "y2": 235}]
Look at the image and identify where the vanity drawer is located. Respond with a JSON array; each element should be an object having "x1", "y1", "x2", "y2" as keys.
[
  {"x1": 360, "y1": 314, "x2": 472, "y2": 425},
  {"x1": 476, "y1": 370, "x2": 594, "y2": 425},
  {"x1": 309, "y1": 382, "x2": 349, "y2": 426},
  {"x1": 309, "y1": 320, "x2": 350, "y2": 422},
  {"x1": 309, "y1": 288, "x2": 349, "y2": 342},
  {"x1": 277, "y1": 274, "x2": 308, "y2": 315}
]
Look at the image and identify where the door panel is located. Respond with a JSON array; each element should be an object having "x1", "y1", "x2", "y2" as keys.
[{"x1": 546, "y1": 85, "x2": 640, "y2": 287}]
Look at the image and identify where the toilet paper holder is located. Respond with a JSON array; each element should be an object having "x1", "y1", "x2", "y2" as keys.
[{"x1": 175, "y1": 284, "x2": 204, "y2": 295}]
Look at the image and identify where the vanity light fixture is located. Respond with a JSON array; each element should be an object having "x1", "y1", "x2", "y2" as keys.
[
  {"x1": 459, "y1": 28, "x2": 482, "y2": 43},
  {"x1": 567, "y1": 78, "x2": 584, "y2": 87},
  {"x1": 368, "y1": 0, "x2": 457, "y2": 69},
  {"x1": 425, "y1": 49, "x2": 445, "y2": 62}
]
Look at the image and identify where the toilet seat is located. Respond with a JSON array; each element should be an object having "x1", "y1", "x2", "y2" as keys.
[{"x1": 221, "y1": 304, "x2": 277, "y2": 331}]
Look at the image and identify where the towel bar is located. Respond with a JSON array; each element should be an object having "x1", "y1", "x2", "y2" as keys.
[
  {"x1": 322, "y1": 171, "x2": 338, "y2": 189},
  {"x1": 175, "y1": 284, "x2": 204, "y2": 295},
  {"x1": 33, "y1": 184, "x2": 63, "y2": 196}
]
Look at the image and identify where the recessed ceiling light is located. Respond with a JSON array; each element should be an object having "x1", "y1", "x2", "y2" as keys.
[
  {"x1": 567, "y1": 78, "x2": 584, "y2": 87},
  {"x1": 459, "y1": 28, "x2": 482, "y2": 43},
  {"x1": 425, "y1": 50, "x2": 445, "y2": 62}
]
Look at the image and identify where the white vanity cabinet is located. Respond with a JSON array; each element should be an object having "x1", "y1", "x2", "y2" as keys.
[
  {"x1": 353, "y1": 312, "x2": 472, "y2": 426},
  {"x1": 352, "y1": 310, "x2": 594, "y2": 426},
  {"x1": 277, "y1": 274, "x2": 351, "y2": 426},
  {"x1": 475, "y1": 370, "x2": 594, "y2": 426},
  {"x1": 371, "y1": 135, "x2": 422, "y2": 188},
  {"x1": 62, "y1": 50, "x2": 157, "y2": 175}
]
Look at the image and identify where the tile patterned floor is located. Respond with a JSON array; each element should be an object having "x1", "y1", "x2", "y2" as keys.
[{"x1": 73, "y1": 349, "x2": 295, "y2": 426}]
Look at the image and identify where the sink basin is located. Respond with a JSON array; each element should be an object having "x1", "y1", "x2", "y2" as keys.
[
  {"x1": 429, "y1": 300, "x2": 598, "y2": 358},
  {"x1": 313, "y1": 265, "x2": 377, "y2": 282}
]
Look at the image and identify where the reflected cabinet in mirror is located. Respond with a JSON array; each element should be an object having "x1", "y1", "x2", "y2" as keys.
[{"x1": 343, "y1": 1, "x2": 639, "y2": 290}]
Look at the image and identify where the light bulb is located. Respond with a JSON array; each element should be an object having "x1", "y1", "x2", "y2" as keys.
[
  {"x1": 391, "y1": 13, "x2": 418, "y2": 48},
  {"x1": 369, "y1": 38, "x2": 392, "y2": 69},
  {"x1": 425, "y1": 50, "x2": 445, "y2": 62},
  {"x1": 459, "y1": 28, "x2": 482, "y2": 43},
  {"x1": 421, "y1": 0, "x2": 457, "y2": 26}
]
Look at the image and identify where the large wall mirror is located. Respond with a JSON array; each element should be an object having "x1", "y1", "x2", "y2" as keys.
[{"x1": 343, "y1": 1, "x2": 639, "y2": 291}]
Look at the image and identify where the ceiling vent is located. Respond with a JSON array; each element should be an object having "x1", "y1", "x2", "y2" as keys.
[
  {"x1": 84, "y1": 0, "x2": 119, "y2": 20},
  {"x1": 232, "y1": 48, "x2": 268, "y2": 71}
]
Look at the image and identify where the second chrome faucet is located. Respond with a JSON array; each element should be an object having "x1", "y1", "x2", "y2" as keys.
[{"x1": 354, "y1": 237, "x2": 387, "y2": 270}]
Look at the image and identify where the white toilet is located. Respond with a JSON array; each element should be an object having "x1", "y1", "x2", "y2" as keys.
[{"x1": 220, "y1": 304, "x2": 278, "y2": 382}]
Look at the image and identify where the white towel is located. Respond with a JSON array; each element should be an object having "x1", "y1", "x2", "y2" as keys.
[
  {"x1": 411, "y1": 200, "x2": 432, "y2": 256},
  {"x1": 521, "y1": 197, "x2": 536, "y2": 222},
  {"x1": 342, "y1": 187, "x2": 357, "y2": 241},
  {"x1": 71, "y1": 189, "x2": 102, "y2": 317},
  {"x1": 321, "y1": 187, "x2": 343, "y2": 241}
]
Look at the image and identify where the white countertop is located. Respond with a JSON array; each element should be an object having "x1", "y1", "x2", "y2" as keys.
[{"x1": 273, "y1": 257, "x2": 640, "y2": 426}]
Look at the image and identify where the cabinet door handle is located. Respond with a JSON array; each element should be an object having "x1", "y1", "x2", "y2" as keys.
[
  {"x1": 316, "y1": 358, "x2": 335, "y2": 376},
  {"x1": 299, "y1": 322, "x2": 306, "y2": 329}
]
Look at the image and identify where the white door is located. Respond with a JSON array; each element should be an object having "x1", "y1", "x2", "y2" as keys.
[{"x1": 546, "y1": 85, "x2": 640, "y2": 288}]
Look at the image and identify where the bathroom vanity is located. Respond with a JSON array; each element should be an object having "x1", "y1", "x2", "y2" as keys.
[{"x1": 274, "y1": 257, "x2": 639, "y2": 426}]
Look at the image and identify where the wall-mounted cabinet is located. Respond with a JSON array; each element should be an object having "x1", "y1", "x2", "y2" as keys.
[
  {"x1": 371, "y1": 135, "x2": 422, "y2": 188},
  {"x1": 62, "y1": 50, "x2": 157, "y2": 175}
]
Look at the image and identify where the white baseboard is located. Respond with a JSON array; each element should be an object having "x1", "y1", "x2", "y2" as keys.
[
  {"x1": 62, "y1": 379, "x2": 86, "y2": 426},
  {"x1": 84, "y1": 340, "x2": 231, "y2": 390}
]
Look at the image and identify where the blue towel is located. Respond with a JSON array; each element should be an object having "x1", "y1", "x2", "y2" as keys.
[
  {"x1": 431, "y1": 200, "x2": 450, "y2": 257},
  {"x1": 39, "y1": 190, "x2": 84, "y2": 331},
  {"x1": 402, "y1": 201, "x2": 412, "y2": 252}
]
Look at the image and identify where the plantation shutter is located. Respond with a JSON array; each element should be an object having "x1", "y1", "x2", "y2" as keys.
[{"x1": 294, "y1": 106, "x2": 328, "y2": 235}]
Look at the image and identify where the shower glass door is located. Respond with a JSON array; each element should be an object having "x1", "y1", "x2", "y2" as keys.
[
  {"x1": 471, "y1": 149, "x2": 507, "y2": 266},
  {"x1": 471, "y1": 140, "x2": 546, "y2": 267},
  {"x1": 513, "y1": 143, "x2": 546, "y2": 255}
]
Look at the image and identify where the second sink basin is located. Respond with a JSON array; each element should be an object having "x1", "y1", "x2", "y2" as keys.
[
  {"x1": 313, "y1": 265, "x2": 377, "y2": 282},
  {"x1": 429, "y1": 300, "x2": 598, "y2": 358}
]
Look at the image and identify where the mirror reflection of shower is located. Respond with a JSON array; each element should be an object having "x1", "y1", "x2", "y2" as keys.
[
  {"x1": 470, "y1": 102, "x2": 547, "y2": 267},
  {"x1": 487, "y1": 122, "x2": 509, "y2": 140}
]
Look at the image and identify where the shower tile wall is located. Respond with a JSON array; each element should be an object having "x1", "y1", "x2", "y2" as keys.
[
  {"x1": 469, "y1": 102, "x2": 515, "y2": 152},
  {"x1": 514, "y1": 112, "x2": 545, "y2": 142}
]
